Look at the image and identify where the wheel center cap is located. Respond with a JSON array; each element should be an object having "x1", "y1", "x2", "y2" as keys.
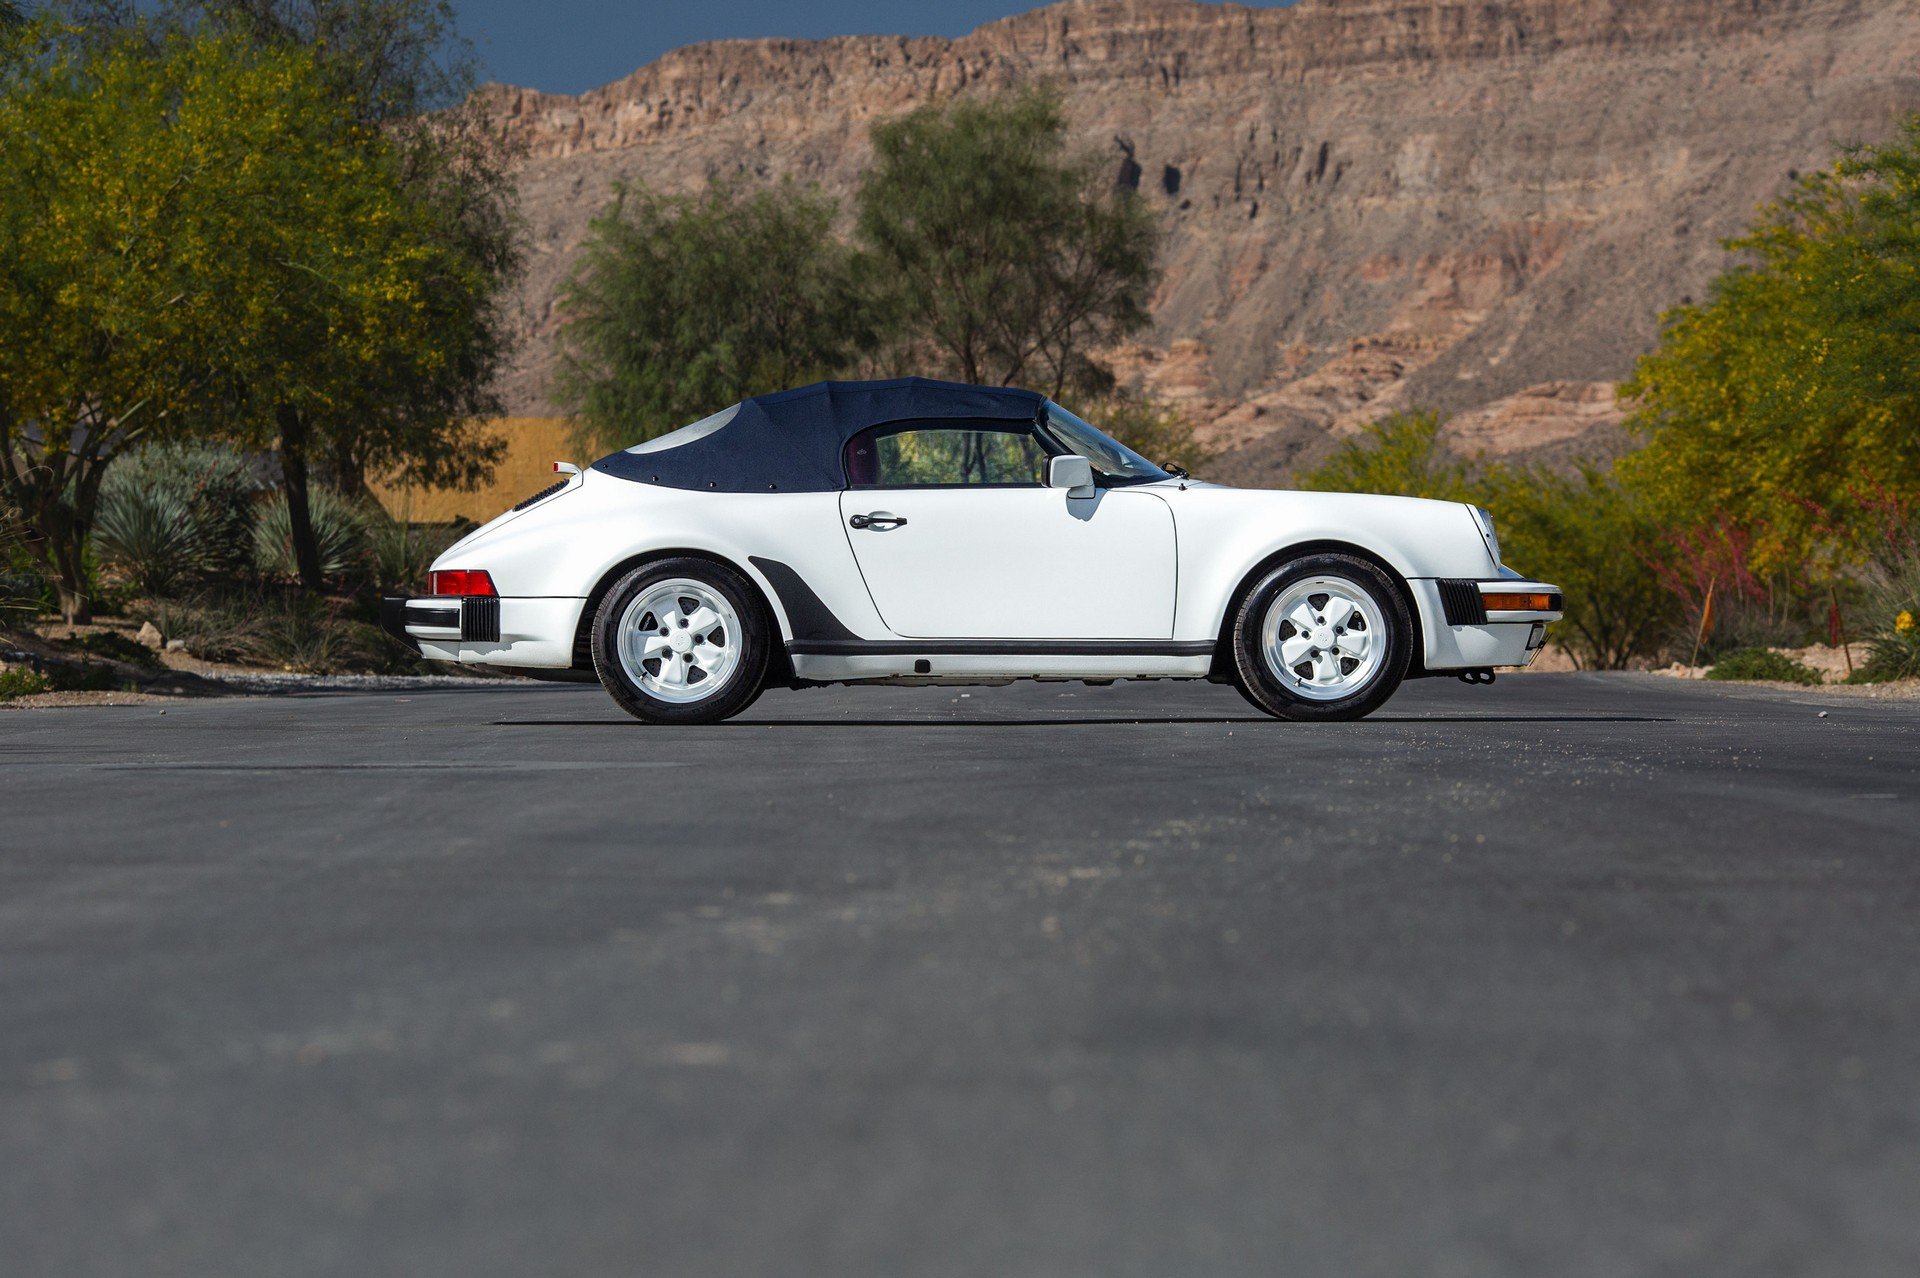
[
  {"x1": 669, "y1": 630, "x2": 693, "y2": 654},
  {"x1": 1311, "y1": 627, "x2": 1335, "y2": 649}
]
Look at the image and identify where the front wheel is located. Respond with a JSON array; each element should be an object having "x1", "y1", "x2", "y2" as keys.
[
  {"x1": 591, "y1": 558, "x2": 771, "y2": 724},
  {"x1": 1229, "y1": 553, "x2": 1413, "y2": 722}
]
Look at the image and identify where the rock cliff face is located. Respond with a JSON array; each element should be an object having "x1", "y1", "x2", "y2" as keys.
[{"x1": 481, "y1": 0, "x2": 1920, "y2": 480}]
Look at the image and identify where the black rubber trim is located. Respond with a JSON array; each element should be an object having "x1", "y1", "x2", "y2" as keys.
[
  {"x1": 402, "y1": 604, "x2": 460, "y2": 629},
  {"x1": 787, "y1": 639, "x2": 1216, "y2": 657},
  {"x1": 1436, "y1": 579, "x2": 1488, "y2": 626},
  {"x1": 748, "y1": 555, "x2": 860, "y2": 641},
  {"x1": 461, "y1": 596, "x2": 501, "y2": 643},
  {"x1": 379, "y1": 597, "x2": 422, "y2": 653}
]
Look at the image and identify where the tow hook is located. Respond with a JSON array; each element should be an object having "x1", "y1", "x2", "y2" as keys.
[{"x1": 1457, "y1": 669, "x2": 1496, "y2": 686}]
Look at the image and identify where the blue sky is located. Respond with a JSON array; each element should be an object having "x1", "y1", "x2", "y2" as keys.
[{"x1": 451, "y1": 1, "x2": 1290, "y2": 95}]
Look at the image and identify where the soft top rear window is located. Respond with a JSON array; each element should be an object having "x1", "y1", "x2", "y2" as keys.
[{"x1": 625, "y1": 403, "x2": 740, "y2": 455}]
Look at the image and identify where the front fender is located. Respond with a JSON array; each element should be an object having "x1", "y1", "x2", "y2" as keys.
[{"x1": 1163, "y1": 487, "x2": 1499, "y2": 640}]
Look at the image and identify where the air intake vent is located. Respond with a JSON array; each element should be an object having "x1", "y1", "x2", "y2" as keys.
[
  {"x1": 1437, "y1": 579, "x2": 1488, "y2": 627},
  {"x1": 461, "y1": 596, "x2": 501, "y2": 643},
  {"x1": 512, "y1": 480, "x2": 568, "y2": 512}
]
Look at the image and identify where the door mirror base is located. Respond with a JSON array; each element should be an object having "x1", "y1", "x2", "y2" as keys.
[{"x1": 1048, "y1": 455, "x2": 1097, "y2": 499}]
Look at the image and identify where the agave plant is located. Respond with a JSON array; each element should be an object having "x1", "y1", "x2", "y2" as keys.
[
  {"x1": 96, "y1": 442, "x2": 262, "y2": 591},
  {"x1": 365, "y1": 513, "x2": 467, "y2": 594},
  {"x1": 92, "y1": 482, "x2": 207, "y2": 599},
  {"x1": 254, "y1": 487, "x2": 371, "y2": 583}
]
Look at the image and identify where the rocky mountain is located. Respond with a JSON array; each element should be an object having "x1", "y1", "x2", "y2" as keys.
[{"x1": 479, "y1": 0, "x2": 1920, "y2": 482}]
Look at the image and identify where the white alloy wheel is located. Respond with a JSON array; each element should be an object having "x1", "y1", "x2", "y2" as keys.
[
  {"x1": 1259, "y1": 574, "x2": 1386, "y2": 702},
  {"x1": 615, "y1": 578, "x2": 742, "y2": 704}
]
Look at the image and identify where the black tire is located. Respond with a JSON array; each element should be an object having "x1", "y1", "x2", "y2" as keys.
[
  {"x1": 1229, "y1": 552, "x2": 1413, "y2": 722},
  {"x1": 591, "y1": 557, "x2": 771, "y2": 724}
]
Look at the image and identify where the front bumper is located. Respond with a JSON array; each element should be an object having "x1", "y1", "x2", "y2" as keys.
[
  {"x1": 379, "y1": 595, "x2": 583, "y2": 669},
  {"x1": 1411, "y1": 578, "x2": 1564, "y2": 671}
]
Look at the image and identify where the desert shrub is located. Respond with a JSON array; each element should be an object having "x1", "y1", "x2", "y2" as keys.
[
  {"x1": 1479, "y1": 463, "x2": 1675, "y2": 670},
  {"x1": 94, "y1": 444, "x2": 262, "y2": 594},
  {"x1": 139, "y1": 588, "x2": 416, "y2": 673},
  {"x1": 237, "y1": 594, "x2": 407, "y2": 673},
  {"x1": 0, "y1": 667, "x2": 49, "y2": 699},
  {"x1": 132, "y1": 593, "x2": 257, "y2": 664},
  {"x1": 0, "y1": 500, "x2": 45, "y2": 626},
  {"x1": 254, "y1": 488, "x2": 370, "y2": 583},
  {"x1": 1646, "y1": 519, "x2": 1817, "y2": 662},
  {"x1": 1696, "y1": 602, "x2": 1816, "y2": 662},
  {"x1": 366, "y1": 515, "x2": 466, "y2": 593},
  {"x1": 1835, "y1": 492, "x2": 1920, "y2": 682},
  {"x1": 3, "y1": 660, "x2": 119, "y2": 695},
  {"x1": 105, "y1": 444, "x2": 259, "y2": 574},
  {"x1": 1705, "y1": 648, "x2": 1824, "y2": 685},
  {"x1": 1083, "y1": 392, "x2": 1213, "y2": 476},
  {"x1": 1850, "y1": 593, "x2": 1920, "y2": 683}
]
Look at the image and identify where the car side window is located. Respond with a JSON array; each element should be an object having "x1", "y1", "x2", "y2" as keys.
[{"x1": 845, "y1": 423, "x2": 1050, "y2": 488}]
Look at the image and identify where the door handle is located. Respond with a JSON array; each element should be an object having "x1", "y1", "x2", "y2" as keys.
[{"x1": 849, "y1": 511, "x2": 907, "y2": 530}]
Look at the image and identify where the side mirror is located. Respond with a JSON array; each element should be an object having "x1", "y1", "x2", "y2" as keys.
[{"x1": 1048, "y1": 454, "x2": 1096, "y2": 498}]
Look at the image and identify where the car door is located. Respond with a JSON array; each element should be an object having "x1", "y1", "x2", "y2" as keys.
[{"x1": 837, "y1": 420, "x2": 1176, "y2": 639}]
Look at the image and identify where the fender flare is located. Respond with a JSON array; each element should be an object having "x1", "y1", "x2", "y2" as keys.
[
  {"x1": 1206, "y1": 539, "x2": 1428, "y2": 681},
  {"x1": 571, "y1": 547, "x2": 793, "y2": 677}
]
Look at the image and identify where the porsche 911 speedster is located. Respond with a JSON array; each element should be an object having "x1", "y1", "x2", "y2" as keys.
[{"x1": 381, "y1": 379, "x2": 1562, "y2": 723}]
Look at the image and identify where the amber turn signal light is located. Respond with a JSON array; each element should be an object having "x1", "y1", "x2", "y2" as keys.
[
  {"x1": 1481, "y1": 591, "x2": 1555, "y2": 612},
  {"x1": 430, "y1": 569, "x2": 497, "y2": 597}
]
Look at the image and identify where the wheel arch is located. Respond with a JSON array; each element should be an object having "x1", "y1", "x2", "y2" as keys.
[
  {"x1": 571, "y1": 547, "x2": 792, "y2": 682},
  {"x1": 1206, "y1": 539, "x2": 1427, "y2": 681}
]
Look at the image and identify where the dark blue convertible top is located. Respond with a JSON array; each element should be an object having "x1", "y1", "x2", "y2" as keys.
[{"x1": 591, "y1": 378, "x2": 1047, "y2": 494}]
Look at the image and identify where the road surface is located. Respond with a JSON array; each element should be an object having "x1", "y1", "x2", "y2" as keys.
[{"x1": 3, "y1": 674, "x2": 1917, "y2": 1276}]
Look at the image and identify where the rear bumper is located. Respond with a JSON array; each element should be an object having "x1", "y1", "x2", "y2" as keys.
[
  {"x1": 1410, "y1": 578, "x2": 1563, "y2": 671},
  {"x1": 380, "y1": 595, "x2": 583, "y2": 669}
]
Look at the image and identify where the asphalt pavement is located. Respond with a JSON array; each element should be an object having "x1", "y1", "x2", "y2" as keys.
[{"x1": 3, "y1": 673, "x2": 1918, "y2": 1277}]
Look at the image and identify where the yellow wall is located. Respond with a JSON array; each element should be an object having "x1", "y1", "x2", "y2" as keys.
[{"x1": 371, "y1": 418, "x2": 584, "y2": 524}]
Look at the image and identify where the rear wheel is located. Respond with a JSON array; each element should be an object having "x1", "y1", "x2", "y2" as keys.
[
  {"x1": 1229, "y1": 553, "x2": 1412, "y2": 722},
  {"x1": 591, "y1": 558, "x2": 770, "y2": 724}
]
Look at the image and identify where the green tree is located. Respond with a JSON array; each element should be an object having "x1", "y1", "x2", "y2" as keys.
[
  {"x1": 1300, "y1": 411, "x2": 1672, "y2": 668},
  {"x1": 55, "y1": 0, "x2": 519, "y2": 559},
  {"x1": 1476, "y1": 463, "x2": 1677, "y2": 669},
  {"x1": 857, "y1": 88, "x2": 1158, "y2": 398},
  {"x1": 1622, "y1": 118, "x2": 1920, "y2": 571},
  {"x1": 173, "y1": 0, "x2": 476, "y2": 117},
  {"x1": 176, "y1": 0, "x2": 519, "y2": 508},
  {"x1": 1295, "y1": 410, "x2": 1476, "y2": 502},
  {"x1": 185, "y1": 52, "x2": 509, "y2": 588},
  {"x1": 0, "y1": 25, "x2": 251, "y2": 621},
  {"x1": 0, "y1": 25, "x2": 512, "y2": 609},
  {"x1": 555, "y1": 180, "x2": 873, "y2": 453}
]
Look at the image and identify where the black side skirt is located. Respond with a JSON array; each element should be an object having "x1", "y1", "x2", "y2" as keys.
[{"x1": 787, "y1": 639, "x2": 1215, "y2": 657}]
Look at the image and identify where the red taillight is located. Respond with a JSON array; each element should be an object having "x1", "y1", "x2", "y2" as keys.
[{"x1": 430, "y1": 569, "x2": 497, "y2": 597}]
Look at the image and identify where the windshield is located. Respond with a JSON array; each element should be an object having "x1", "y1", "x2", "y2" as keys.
[{"x1": 1039, "y1": 401, "x2": 1171, "y2": 486}]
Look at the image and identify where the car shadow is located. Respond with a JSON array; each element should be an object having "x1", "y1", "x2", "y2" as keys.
[{"x1": 492, "y1": 714, "x2": 1675, "y2": 728}]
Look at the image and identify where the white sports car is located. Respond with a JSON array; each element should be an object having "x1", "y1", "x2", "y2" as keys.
[{"x1": 382, "y1": 379, "x2": 1562, "y2": 723}]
